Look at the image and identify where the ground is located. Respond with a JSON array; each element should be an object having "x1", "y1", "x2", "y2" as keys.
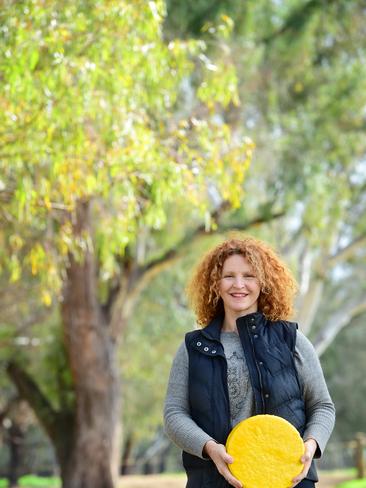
[{"x1": 119, "y1": 472, "x2": 354, "y2": 488}]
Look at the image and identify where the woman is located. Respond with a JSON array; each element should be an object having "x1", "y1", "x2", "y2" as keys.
[{"x1": 164, "y1": 236, "x2": 335, "y2": 488}]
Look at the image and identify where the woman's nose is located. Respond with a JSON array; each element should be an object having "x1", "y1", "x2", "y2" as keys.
[{"x1": 233, "y1": 276, "x2": 245, "y2": 287}]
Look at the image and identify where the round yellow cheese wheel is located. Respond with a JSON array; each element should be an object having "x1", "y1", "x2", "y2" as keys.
[{"x1": 226, "y1": 414, "x2": 305, "y2": 488}]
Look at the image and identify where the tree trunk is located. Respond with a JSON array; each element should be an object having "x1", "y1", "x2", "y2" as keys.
[
  {"x1": 121, "y1": 432, "x2": 135, "y2": 475},
  {"x1": 60, "y1": 200, "x2": 121, "y2": 488},
  {"x1": 7, "y1": 424, "x2": 23, "y2": 487},
  {"x1": 7, "y1": 201, "x2": 123, "y2": 488}
]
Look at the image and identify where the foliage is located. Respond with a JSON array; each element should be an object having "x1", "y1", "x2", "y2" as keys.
[
  {"x1": 124, "y1": 0, "x2": 366, "y2": 452},
  {"x1": 166, "y1": 0, "x2": 366, "y2": 245},
  {"x1": 2, "y1": 0, "x2": 366, "y2": 471},
  {"x1": 164, "y1": 0, "x2": 366, "y2": 347},
  {"x1": 321, "y1": 314, "x2": 366, "y2": 440},
  {"x1": 0, "y1": 273, "x2": 73, "y2": 415},
  {"x1": 165, "y1": 0, "x2": 246, "y2": 37},
  {"x1": 0, "y1": 0, "x2": 252, "y2": 302},
  {"x1": 0, "y1": 1, "x2": 252, "y2": 479},
  {"x1": 121, "y1": 244, "x2": 196, "y2": 441}
]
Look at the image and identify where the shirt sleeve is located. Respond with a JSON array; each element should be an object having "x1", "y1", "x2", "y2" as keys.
[
  {"x1": 294, "y1": 330, "x2": 336, "y2": 458},
  {"x1": 163, "y1": 340, "x2": 215, "y2": 459}
]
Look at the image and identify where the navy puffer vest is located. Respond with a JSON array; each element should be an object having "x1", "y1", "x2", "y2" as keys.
[{"x1": 183, "y1": 312, "x2": 317, "y2": 487}]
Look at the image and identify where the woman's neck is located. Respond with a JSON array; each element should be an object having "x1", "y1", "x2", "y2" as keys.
[
  {"x1": 221, "y1": 316, "x2": 238, "y2": 332},
  {"x1": 222, "y1": 309, "x2": 258, "y2": 332}
]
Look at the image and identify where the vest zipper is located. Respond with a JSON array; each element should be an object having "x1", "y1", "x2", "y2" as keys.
[
  {"x1": 212, "y1": 339, "x2": 232, "y2": 432},
  {"x1": 247, "y1": 325, "x2": 266, "y2": 412},
  {"x1": 222, "y1": 356, "x2": 232, "y2": 431}
]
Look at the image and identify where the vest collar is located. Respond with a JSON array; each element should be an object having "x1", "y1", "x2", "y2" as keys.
[
  {"x1": 200, "y1": 315, "x2": 223, "y2": 341},
  {"x1": 201, "y1": 311, "x2": 266, "y2": 341},
  {"x1": 236, "y1": 311, "x2": 266, "y2": 330}
]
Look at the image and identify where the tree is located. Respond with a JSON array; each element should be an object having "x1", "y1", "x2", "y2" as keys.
[
  {"x1": 247, "y1": 0, "x2": 366, "y2": 349},
  {"x1": 321, "y1": 313, "x2": 366, "y2": 441},
  {"x1": 166, "y1": 0, "x2": 366, "y2": 350},
  {"x1": 0, "y1": 1, "x2": 252, "y2": 487},
  {"x1": 116, "y1": 0, "x2": 366, "y2": 463}
]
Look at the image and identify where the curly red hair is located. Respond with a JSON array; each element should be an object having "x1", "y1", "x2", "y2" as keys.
[{"x1": 186, "y1": 236, "x2": 298, "y2": 326}]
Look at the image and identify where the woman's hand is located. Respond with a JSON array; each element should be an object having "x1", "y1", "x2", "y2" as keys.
[
  {"x1": 291, "y1": 438, "x2": 318, "y2": 487},
  {"x1": 203, "y1": 440, "x2": 243, "y2": 488}
]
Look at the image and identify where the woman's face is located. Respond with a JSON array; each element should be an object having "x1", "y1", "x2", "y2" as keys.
[{"x1": 218, "y1": 254, "x2": 260, "y2": 317}]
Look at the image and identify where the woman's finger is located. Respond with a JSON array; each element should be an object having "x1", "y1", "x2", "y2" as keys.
[
  {"x1": 222, "y1": 468, "x2": 242, "y2": 488},
  {"x1": 292, "y1": 460, "x2": 311, "y2": 486},
  {"x1": 217, "y1": 460, "x2": 242, "y2": 487},
  {"x1": 223, "y1": 453, "x2": 234, "y2": 464},
  {"x1": 292, "y1": 439, "x2": 316, "y2": 487},
  {"x1": 209, "y1": 443, "x2": 242, "y2": 488},
  {"x1": 301, "y1": 452, "x2": 311, "y2": 463},
  {"x1": 229, "y1": 475, "x2": 243, "y2": 488}
]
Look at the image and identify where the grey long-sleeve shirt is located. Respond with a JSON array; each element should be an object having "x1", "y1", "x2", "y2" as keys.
[{"x1": 164, "y1": 329, "x2": 335, "y2": 459}]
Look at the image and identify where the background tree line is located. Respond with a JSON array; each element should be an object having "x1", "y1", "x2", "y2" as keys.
[{"x1": 1, "y1": 0, "x2": 365, "y2": 486}]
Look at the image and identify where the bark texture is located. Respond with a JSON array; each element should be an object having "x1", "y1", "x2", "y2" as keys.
[{"x1": 60, "y1": 200, "x2": 121, "y2": 488}]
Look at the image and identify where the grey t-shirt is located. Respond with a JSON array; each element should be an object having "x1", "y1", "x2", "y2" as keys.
[{"x1": 164, "y1": 329, "x2": 335, "y2": 459}]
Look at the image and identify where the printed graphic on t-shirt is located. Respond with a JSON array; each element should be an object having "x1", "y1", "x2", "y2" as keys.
[{"x1": 226, "y1": 350, "x2": 250, "y2": 421}]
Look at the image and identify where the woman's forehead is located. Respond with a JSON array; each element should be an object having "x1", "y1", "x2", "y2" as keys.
[{"x1": 222, "y1": 254, "x2": 253, "y2": 269}]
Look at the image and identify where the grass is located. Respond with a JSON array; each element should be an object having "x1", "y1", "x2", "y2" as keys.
[
  {"x1": 19, "y1": 475, "x2": 60, "y2": 487},
  {"x1": 337, "y1": 480, "x2": 366, "y2": 488},
  {"x1": 0, "y1": 470, "x2": 360, "y2": 487},
  {"x1": 0, "y1": 475, "x2": 60, "y2": 487}
]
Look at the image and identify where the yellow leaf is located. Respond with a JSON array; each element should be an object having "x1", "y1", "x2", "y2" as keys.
[
  {"x1": 9, "y1": 234, "x2": 24, "y2": 251},
  {"x1": 44, "y1": 195, "x2": 52, "y2": 210},
  {"x1": 294, "y1": 82, "x2": 304, "y2": 93},
  {"x1": 42, "y1": 290, "x2": 52, "y2": 306}
]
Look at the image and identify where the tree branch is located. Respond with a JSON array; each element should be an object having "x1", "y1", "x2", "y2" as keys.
[
  {"x1": 313, "y1": 299, "x2": 366, "y2": 356},
  {"x1": 328, "y1": 233, "x2": 366, "y2": 266},
  {"x1": 141, "y1": 207, "x2": 286, "y2": 280},
  {"x1": 261, "y1": 0, "x2": 338, "y2": 45},
  {"x1": 6, "y1": 362, "x2": 59, "y2": 440},
  {"x1": 6, "y1": 361, "x2": 74, "y2": 468},
  {"x1": 0, "y1": 396, "x2": 20, "y2": 423},
  {"x1": 109, "y1": 206, "x2": 286, "y2": 329},
  {"x1": 296, "y1": 279, "x2": 324, "y2": 335}
]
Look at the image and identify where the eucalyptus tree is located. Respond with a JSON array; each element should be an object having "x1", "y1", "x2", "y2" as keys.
[
  {"x1": 118, "y1": 0, "x2": 366, "y2": 462},
  {"x1": 244, "y1": 0, "x2": 366, "y2": 347},
  {"x1": 0, "y1": 1, "x2": 252, "y2": 487},
  {"x1": 166, "y1": 0, "x2": 366, "y2": 350}
]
